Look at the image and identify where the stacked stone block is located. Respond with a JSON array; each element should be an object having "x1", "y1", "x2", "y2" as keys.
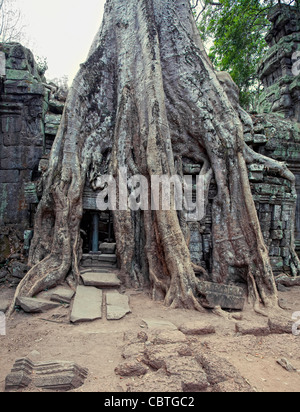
[
  {"x1": 0, "y1": 43, "x2": 64, "y2": 229},
  {"x1": 257, "y1": 4, "x2": 300, "y2": 122}
]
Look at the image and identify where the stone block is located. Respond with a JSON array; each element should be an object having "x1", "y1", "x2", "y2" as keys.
[
  {"x1": 16, "y1": 297, "x2": 60, "y2": 313},
  {"x1": 270, "y1": 229, "x2": 283, "y2": 239},
  {"x1": 269, "y1": 256, "x2": 284, "y2": 270},
  {"x1": 269, "y1": 246, "x2": 281, "y2": 256},
  {"x1": 272, "y1": 204, "x2": 282, "y2": 221},
  {"x1": 1, "y1": 146, "x2": 43, "y2": 170},
  {"x1": 115, "y1": 360, "x2": 148, "y2": 377},
  {"x1": 253, "y1": 134, "x2": 268, "y2": 144},
  {"x1": 197, "y1": 281, "x2": 246, "y2": 310},
  {"x1": 9, "y1": 261, "x2": 28, "y2": 279},
  {"x1": 165, "y1": 357, "x2": 209, "y2": 392},
  {"x1": 0, "y1": 170, "x2": 19, "y2": 183},
  {"x1": 70, "y1": 286, "x2": 102, "y2": 323},
  {"x1": 5, "y1": 358, "x2": 34, "y2": 391},
  {"x1": 99, "y1": 242, "x2": 116, "y2": 254},
  {"x1": 106, "y1": 291, "x2": 131, "y2": 320},
  {"x1": 0, "y1": 51, "x2": 6, "y2": 77},
  {"x1": 81, "y1": 272, "x2": 121, "y2": 288},
  {"x1": 48, "y1": 99, "x2": 64, "y2": 114},
  {"x1": 6, "y1": 69, "x2": 35, "y2": 82},
  {"x1": 142, "y1": 318, "x2": 178, "y2": 331},
  {"x1": 244, "y1": 133, "x2": 253, "y2": 143},
  {"x1": 5, "y1": 358, "x2": 88, "y2": 392},
  {"x1": 281, "y1": 247, "x2": 290, "y2": 257},
  {"x1": 50, "y1": 287, "x2": 75, "y2": 304},
  {"x1": 179, "y1": 321, "x2": 216, "y2": 336},
  {"x1": 249, "y1": 172, "x2": 264, "y2": 182}
]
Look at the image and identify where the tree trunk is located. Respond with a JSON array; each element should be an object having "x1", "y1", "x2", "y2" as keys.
[{"x1": 9, "y1": 0, "x2": 296, "y2": 315}]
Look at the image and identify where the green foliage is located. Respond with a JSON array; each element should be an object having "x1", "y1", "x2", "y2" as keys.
[{"x1": 196, "y1": 0, "x2": 299, "y2": 109}]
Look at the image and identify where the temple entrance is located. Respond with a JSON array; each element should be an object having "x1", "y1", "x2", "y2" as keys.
[{"x1": 80, "y1": 211, "x2": 115, "y2": 253}]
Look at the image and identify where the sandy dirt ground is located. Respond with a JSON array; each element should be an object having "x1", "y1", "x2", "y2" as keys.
[{"x1": 0, "y1": 284, "x2": 299, "y2": 393}]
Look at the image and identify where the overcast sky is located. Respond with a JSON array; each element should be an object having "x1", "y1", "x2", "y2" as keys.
[{"x1": 16, "y1": 0, "x2": 106, "y2": 83}]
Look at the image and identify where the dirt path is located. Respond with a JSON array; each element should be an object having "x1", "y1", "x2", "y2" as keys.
[{"x1": 0, "y1": 285, "x2": 299, "y2": 392}]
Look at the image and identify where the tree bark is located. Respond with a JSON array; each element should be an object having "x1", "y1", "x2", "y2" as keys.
[{"x1": 9, "y1": 0, "x2": 297, "y2": 315}]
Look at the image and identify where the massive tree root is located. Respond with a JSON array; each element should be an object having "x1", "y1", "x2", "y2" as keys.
[{"x1": 8, "y1": 0, "x2": 298, "y2": 316}]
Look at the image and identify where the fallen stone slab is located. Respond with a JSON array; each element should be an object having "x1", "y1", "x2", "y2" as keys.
[
  {"x1": 16, "y1": 297, "x2": 60, "y2": 313},
  {"x1": 106, "y1": 291, "x2": 131, "y2": 320},
  {"x1": 50, "y1": 287, "x2": 75, "y2": 304},
  {"x1": 179, "y1": 321, "x2": 216, "y2": 336},
  {"x1": 81, "y1": 272, "x2": 121, "y2": 288},
  {"x1": 142, "y1": 318, "x2": 178, "y2": 331},
  {"x1": 198, "y1": 281, "x2": 246, "y2": 310},
  {"x1": 70, "y1": 286, "x2": 102, "y2": 324},
  {"x1": 5, "y1": 357, "x2": 88, "y2": 392}
]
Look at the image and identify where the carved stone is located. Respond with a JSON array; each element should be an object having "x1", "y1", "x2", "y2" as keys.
[{"x1": 5, "y1": 358, "x2": 88, "y2": 392}]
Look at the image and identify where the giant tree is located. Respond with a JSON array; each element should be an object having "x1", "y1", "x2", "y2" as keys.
[{"x1": 9, "y1": 0, "x2": 297, "y2": 315}]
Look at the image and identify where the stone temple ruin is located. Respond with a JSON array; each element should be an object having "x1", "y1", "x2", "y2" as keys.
[{"x1": 0, "y1": 4, "x2": 300, "y2": 312}]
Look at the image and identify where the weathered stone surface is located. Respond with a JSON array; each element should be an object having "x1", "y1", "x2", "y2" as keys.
[
  {"x1": 80, "y1": 253, "x2": 117, "y2": 269},
  {"x1": 9, "y1": 261, "x2": 28, "y2": 279},
  {"x1": 81, "y1": 272, "x2": 121, "y2": 288},
  {"x1": 0, "y1": 51, "x2": 6, "y2": 77},
  {"x1": 117, "y1": 331, "x2": 254, "y2": 393},
  {"x1": 0, "y1": 42, "x2": 66, "y2": 228},
  {"x1": 195, "y1": 352, "x2": 249, "y2": 388},
  {"x1": 70, "y1": 286, "x2": 102, "y2": 323},
  {"x1": 128, "y1": 370, "x2": 182, "y2": 392},
  {"x1": 106, "y1": 291, "x2": 131, "y2": 320},
  {"x1": 5, "y1": 358, "x2": 33, "y2": 391},
  {"x1": 50, "y1": 287, "x2": 75, "y2": 304},
  {"x1": 34, "y1": 361, "x2": 88, "y2": 391},
  {"x1": 5, "y1": 358, "x2": 88, "y2": 392},
  {"x1": 165, "y1": 357, "x2": 209, "y2": 392},
  {"x1": 16, "y1": 297, "x2": 60, "y2": 313},
  {"x1": 115, "y1": 360, "x2": 148, "y2": 377},
  {"x1": 150, "y1": 330, "x2": 187, "y2": 345},
  {"x1": 198, "y1": 281, "x2": 246, "y2": 310},
  {"x1": 179, "y1": 321, "x2": 216, "y2": 336},
  {"x1": 0, "y1": 43, "x2": 46, "y2": 226},
  {"x1": 257, "y1": 5, "x2": 300, "y2": 122},
  {"x1": 142, "y1": 318, "x2": 178, "y2": 331},
  {"x1": 99, "y1": 242, "x2": 116, "y2": 254}
]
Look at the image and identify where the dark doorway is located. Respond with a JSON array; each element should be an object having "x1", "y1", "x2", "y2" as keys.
[{"x1": 80, "y1": 211, "x2": 115, "y2": 253}]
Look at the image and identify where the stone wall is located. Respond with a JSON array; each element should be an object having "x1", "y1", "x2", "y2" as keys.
[
  {"x1": 0, "y1": 43, "x2": 64, "y2": 280},
  {"x1": 0, "y1": 43, "x2": 47, "y2": 227},
  {"x1": 0, "y1": 43, "x2": 65, "y2": 231},
  {"x1": 257, "y1": 4, "x2": 300, "y2": 122},
  {"x1": 256, "y1": 3, "x2": 300, "y2": 260}
]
